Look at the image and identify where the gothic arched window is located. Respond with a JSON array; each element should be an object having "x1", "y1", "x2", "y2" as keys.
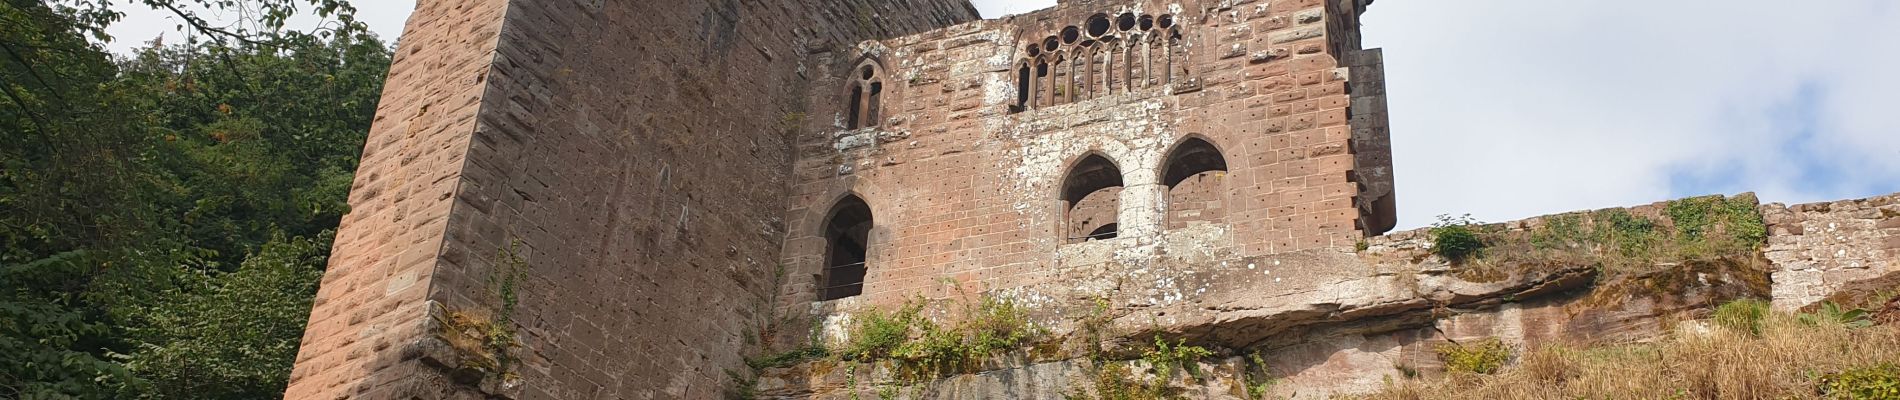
[
  {"x1": 846, "y1": 59, "x2": 884, "y2": 129},
  {"x1": 1161, "y1": 137, "x2": 1229, "y2": 229},
  {"x1": 1062, "y1": 154, "x2": 1124, "y2": 243},
  {"x1": 820, "y1": 194, "x2": 874, "y2": 300}
]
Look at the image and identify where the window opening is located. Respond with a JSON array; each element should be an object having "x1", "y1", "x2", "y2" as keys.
[
  {"x1": 820, "y1": 195, "x2": 873, "y2": 300},
  {"x1": 1062, "y1": 154, "x2": 1124, "y2": 243},
  {"x1": 1161, "y1": 138, "x2": 1230, "y2": 229}
]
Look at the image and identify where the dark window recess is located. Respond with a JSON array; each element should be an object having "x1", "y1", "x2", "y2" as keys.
[
  {"x1": 1087, "y1": 14, "x2": 1111, "y2": 37},
  {"x1": 1062, "y1": 154, "x2": 1124, "y2": 244},
  {"x1": 847, "y1": 58, "x2": 883, "y2": 129},
  {"x1": 1086, "y1": 223, "x2": 1119, "y2": 240},
  {"x1": 820, "y1": 195, "x2": 873, "y2": 301},
  {"x1": 846, "y1": 83, "x2": 862, "y2": 129},
  {"x1": 1161, "y1": 137, "x2": 1228, "y2": 187},
  {"x1": 867, "y1": 82, "x2": 882, "y2": 124},
  {"x1": 1014, "y1": 64, "x2": 1031, "y2": 112}
]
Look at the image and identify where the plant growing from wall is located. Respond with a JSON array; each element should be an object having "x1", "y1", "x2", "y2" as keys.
[
  {"x1": 830, "y1": 292, "x2": 1046, "y2": 393},
  {"x1": 1065, "y1": 334, "x2": 1216, "y2": 400},
  {"x1": 1142, "y1": 336, "x2": 1215, "y2": 391},
  {"x1": 1428, "y1": 214, "x2": 1484, "y2": 262},
  {"x1": 1240, "y1": 350, "x2": 1280, "y2": 399},
  {"x1": 1435, "y1": 338, "x2": 1510, "y2": 375},
  {"x1": 433, "y1": 240, "x2": 529, "y2": 383},
  {"x1": 1448, "y1": 194, "x2": 1772, "y2": 297}
]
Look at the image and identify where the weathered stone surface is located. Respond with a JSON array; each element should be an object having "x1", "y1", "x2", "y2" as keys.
[
  {"x1": 762, "y1": 198, "x2": 1777, "y2": 399},
  {"x1": 288, "y1": 0, "x2": 980, "y2": 398},
  {"x1": 288, "y1": 0, "x2": 1898, "y2": 396},
  {"x1": 1763, "y1": 193, "x2": 1900, "y2": 310}
]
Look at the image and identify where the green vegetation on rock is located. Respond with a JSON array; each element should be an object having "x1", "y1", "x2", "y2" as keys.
[
  {"x1": 1362, "y1": 300, "x2": 1900, "y2": 399},
  {"x1": 828, "y1": 292, "x2": 1045, "y2": 392},
  {"x1": 1435, "y1": 338, "x2": 1511, "y2": 375}
]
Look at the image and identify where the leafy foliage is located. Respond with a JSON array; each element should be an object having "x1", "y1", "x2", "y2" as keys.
[
  {"x1": 1818, "y1": 363, "x2": 1900, "y2": 400},
  {"x1": 1436, "y1": 338, "x2": 1511, "y2": 375},
  {"x1": 840, "y1": 294, "x2": 1044, "y2": 379},
  {"x1": 1664, "y1": 194, "x2": 1767, "y2": 259},
  {"x1": 124, "y1": 235, "x2": 328, "y2": 398},
  {"x1": 1064, "y1": 335, "x2": 1217, "y2": 400},
  {"x1": 1429, "y1": 214, "x2": 1484, "y2": 262},
  {"x1": 0, "y1": 0, "x2": 390, "y2": 397},
  {"x1": 1799, "y1": 302, "x2": 1876, "y2": 329}
]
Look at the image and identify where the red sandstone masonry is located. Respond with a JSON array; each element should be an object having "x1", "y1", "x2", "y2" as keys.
[
  {"x1": 288, "y1": 0, "x2": 976, "y2": 398},
  {"x1": 775, "y1": 0, "x2": 1392, "y2": 323},
  {"x1": 292, "y1": 0, "x2": 1404, "y2": 396},
  {"x1": 285, "y1": 0, "x2": 511, "y2": 398}
]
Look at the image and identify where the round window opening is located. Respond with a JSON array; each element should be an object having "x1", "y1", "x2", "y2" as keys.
[{"x1": 1086, "y1": 14, "x2": 1111, "y2": 37}]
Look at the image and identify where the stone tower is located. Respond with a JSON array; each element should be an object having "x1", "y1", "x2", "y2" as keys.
[{"x1": 284, "y1": 0, "x2": 1394, "y2": 397}]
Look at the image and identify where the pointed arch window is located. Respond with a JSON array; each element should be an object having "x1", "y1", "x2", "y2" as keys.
[
  {"x1": 1161, "y1": 137, "x2": 1229, "y2": 229},
  {"x1": 847, "y1": 59, "x2": 884, "y2": 129},
  {"x1": 1061, "y1": 154, "x2": 1124, "y2": 243},
  {"x1": 820, "y1": 195, "x2": 874, "y2": 300},
  {"x1": 1013, "y1": 61, "x2": 1032, "y2": 112}
]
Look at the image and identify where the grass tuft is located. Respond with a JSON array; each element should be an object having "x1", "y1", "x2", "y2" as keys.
[{"x1": 1358, "y1": 301, "x2": 1900, "y2": 400}]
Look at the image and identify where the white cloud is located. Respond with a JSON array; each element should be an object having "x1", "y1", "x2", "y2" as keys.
[
  {"x1": 103, "y1": 0, "x2": 415, "y2": 53},
  {"x1": 1362, "y1": 0, "x2": 1900, "y2": 228},
  {"x1": 971, "y1": 0, "x2": 1056, "y2": 17}
]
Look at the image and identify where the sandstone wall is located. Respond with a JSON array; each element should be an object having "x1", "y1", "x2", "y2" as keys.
[
  {"x1": 773, "y1": 0, "x2": 1393, "y2": 332},
  {"x1": 1763, "y1": 193, "x2": 1900, "y2": 310},
  {"x1": 288, "y1": 0, "x2": 978, "y2": 398},
  {"x1": 758, "y1": 194, "x2": 1777, "y2": 399},
  {"x1": 284, "y1": 1, "x2": 513, "y2": 398}
]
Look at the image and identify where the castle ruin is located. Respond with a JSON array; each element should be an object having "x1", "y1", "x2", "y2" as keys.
[{"x1": 285, "y1": 0, "x2": 1899, "y2": 398}]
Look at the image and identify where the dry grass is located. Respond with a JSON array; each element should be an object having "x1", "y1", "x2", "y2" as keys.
[{"x1": 1360, "y1": 310, "x2": 1900, "y2": 400}]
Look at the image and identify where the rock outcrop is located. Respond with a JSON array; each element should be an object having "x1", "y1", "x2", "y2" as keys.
[{"x1": 749, "y1": 193, "x2": 1857, "y2": 399}]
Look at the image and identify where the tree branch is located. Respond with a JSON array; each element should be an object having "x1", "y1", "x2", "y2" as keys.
[{"x1": 155, "y1": 2, "x2": 276, "y2": 48}]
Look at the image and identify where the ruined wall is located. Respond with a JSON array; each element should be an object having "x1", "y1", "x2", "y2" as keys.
[
  {"x1": 774, "y1": 0, "x2": 1394, "y2": 329},
  {"x1": 1763, "y1": 194, "x2": 1900, "y2": 310},
  {"x1": 757, "y1": 194, "x2": 1781, "y2": 399},
  {"x1": 288, "y1": 0, "x2": 978, "y2": 398},
  {"x1": 284, "y1": 1, "x2": 512, "y2": 398}
]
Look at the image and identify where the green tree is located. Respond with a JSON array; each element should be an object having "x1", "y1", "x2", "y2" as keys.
[{"x1": 0, "y1": 0, "x2": 389, "y2": 397}]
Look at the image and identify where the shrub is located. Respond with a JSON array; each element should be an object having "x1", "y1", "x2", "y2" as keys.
[
  {"x1": 1143, "y1": 335, "x2": 1215, "y2": 387},
  {"x1": 747, "y1": 345, "x2": 829, "y2": 369},
  {"x1": 1436, "y1": 338, "x2": 1510, "y2": 375},
  {"x1": 1429, "y1": 214, "x2": 1484, "y2": 262},
  {"x1": 1818, "y1": 363, "x2": 1900, "y2": 400},
  {"x1": 842, "y1": 301, "x2": 924, "y2": 360},
  {"x1": 1065, "y1": 335, "x2": 1215, "y2": 400},
  {"x1": 1799, "y1": 301, "x2": 1875, "y2": 329},
  {"x1": 1664, "y1": 194, "x2": 1767, "y2": 259},
  {"x1": 1714, "y1": 298, "x2": 1770, "y2": 336},
  {"x1": 838, "y1": 294, "x2": 1044, "y2": 380}
]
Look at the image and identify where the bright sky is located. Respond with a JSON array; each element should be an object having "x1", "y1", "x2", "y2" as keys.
[{"x1": 105, "y1": 1, "x2": 1900, "y2": 230}]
